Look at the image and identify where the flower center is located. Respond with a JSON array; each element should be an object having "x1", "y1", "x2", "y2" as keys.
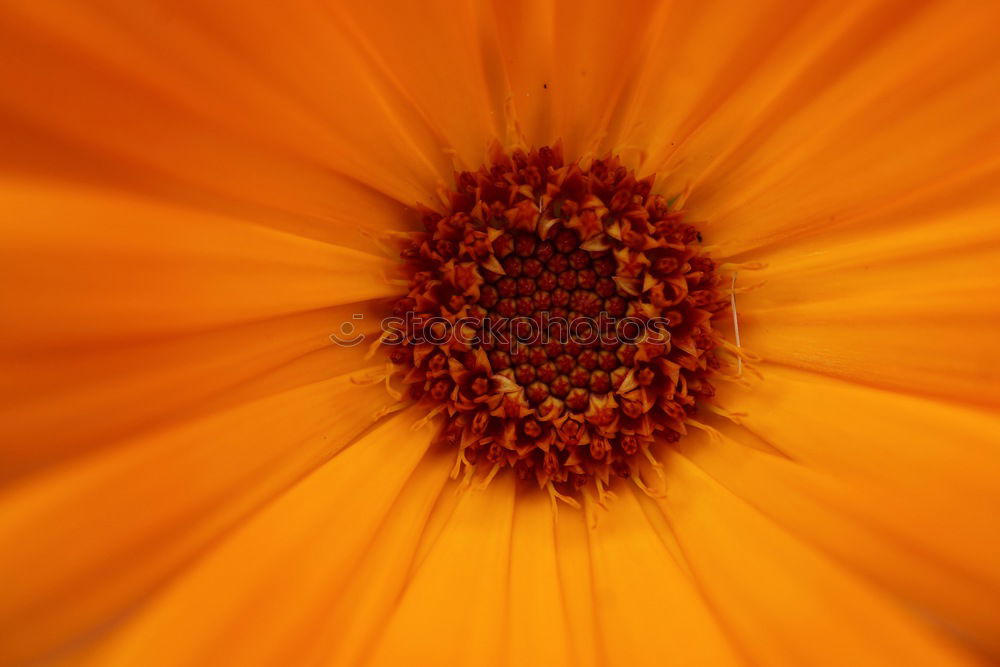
[
  {"x1": 384, "y1": 144, "x2": 730, "y2": 500},
  {"x1": 477, "y1": 227, "x2": 630, "y2": 412}
]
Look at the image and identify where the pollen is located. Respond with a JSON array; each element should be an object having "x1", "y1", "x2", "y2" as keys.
[{"x1": 382, "y1": 144, "x2": 737, "y2": 500}]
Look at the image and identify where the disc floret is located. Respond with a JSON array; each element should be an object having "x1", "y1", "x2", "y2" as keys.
[{"x1": 385, "y1": 144, "x2": 733, "y2": 498}]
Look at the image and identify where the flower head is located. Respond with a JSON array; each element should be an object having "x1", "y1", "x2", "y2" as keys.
[{"x1": 1, "y1": 1, "x2": 999, "y2": 666}]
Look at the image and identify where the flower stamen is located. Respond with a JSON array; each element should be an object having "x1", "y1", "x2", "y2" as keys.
[{"x1": 381, "y1": 145, "x2": 752, "y2": 498}]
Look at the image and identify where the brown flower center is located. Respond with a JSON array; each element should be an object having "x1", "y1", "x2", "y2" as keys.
[{"x1": 384, "y1": 144, "x2": 731, "y2": 501}]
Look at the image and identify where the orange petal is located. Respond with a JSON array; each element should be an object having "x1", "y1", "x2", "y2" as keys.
[
  {"x1": 366, "y1": 476, "x2": 516, "y2": 666},
  {"x1": 1, "y1": 303, "x2": 386, "y2": 479},
  {"x1": 551, "y1": 492, "x2": 603, "y2": 667},
  {"x1": 75, "y1": 408, "x2": 437, "y2": 666},
  {"x1": 493, "y1": 0, "x2": 671, "y2": 155},
  {"x1": 649, "y1": 1, "x2": 1000, "y2": 251},
  {"x1": 0, "y1": 0, "x2": 450, "y2": 213},
  {"x1": 0, "y1": 370, "x2": 395, "y2": 666},
  {"x1": 586, "y1": 486, "x2": 743, "y2": 665},
  {"x1": 734, "y1": 200, "x2": 1000, "y2": 407},
  {"x1": 650, "y1": 447, "x2": 979, "y2": 664},
  {"x1": 0, "y1": 182, "x2": 397, "y2": 346},
  {"x1": 333, "y1": 0, "x2": 504, "y2": 169},
  {"x1": 505, "y1": 490, "x2": 575, "y2": 667},
  {"x1": 706, "y1": 364, "x2": 1000, "y2": 655},
  {"x1": 309, "y1": 447, "x2": 454, "y2": 667}
]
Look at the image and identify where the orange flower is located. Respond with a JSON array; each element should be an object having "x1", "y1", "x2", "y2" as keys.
[{"x1": 1, "y1": 1, "x2": 999, "y2": 665}]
